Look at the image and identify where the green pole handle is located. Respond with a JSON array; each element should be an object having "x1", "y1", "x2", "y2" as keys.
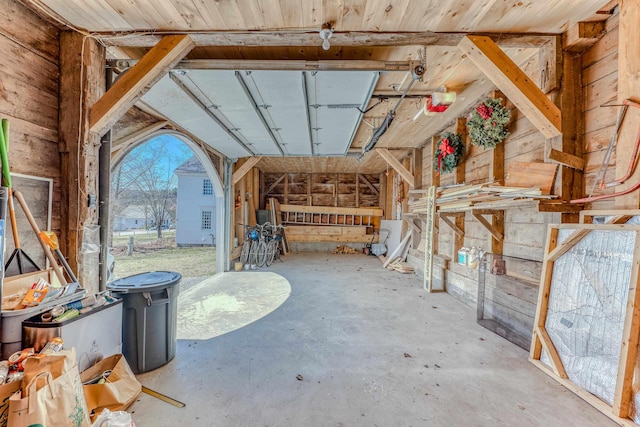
[
  {"x1": 0, "y1": 120, "x2": 10, "y2": 188},
  {"x1": 2, "y1": 119, "x2": 9, "y2": 152}
]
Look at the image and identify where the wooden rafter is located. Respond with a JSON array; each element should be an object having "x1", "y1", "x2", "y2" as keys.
[
  {"x1": 457, "y1": 35, "x2": 562, "y2": 139},
  {"x1": 375, "y1": 148, "x2": 414, "y2": 188},
  {"x1": 90, "y1": 35, "x2": 195, "y2": 136},
  {"x1": 232, "y1": 157, "x2": 262, "y2": 185},
  {"x1": 111, "y1": 121, "x2": 168, "y2": 157}
]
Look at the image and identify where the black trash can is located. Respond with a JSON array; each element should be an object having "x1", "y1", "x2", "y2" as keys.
[{"x1": 107, "y1": 271, "x2": 181, "y2": 374}]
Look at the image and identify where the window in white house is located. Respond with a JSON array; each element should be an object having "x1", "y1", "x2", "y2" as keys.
[
  {"x1": 203, "y1": 179, "x2": 213, "y2": 195},
  {"x1": 202, "y1": 210, "x2": 212, "y2": 230}
]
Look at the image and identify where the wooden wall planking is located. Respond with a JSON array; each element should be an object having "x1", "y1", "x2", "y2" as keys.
[
  {"x1": 263, "y1": 172, "x2": 380, "y2": 210},
  {"x1": 0, "y1": 0, "x2": 62, "y2": 256},
  {"x1": 580, "y1": 11, "x2": 619, "y2": 209}
]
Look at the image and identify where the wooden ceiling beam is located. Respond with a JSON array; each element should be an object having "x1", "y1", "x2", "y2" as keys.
[
  {"x1": 458, "y1": 35, "x2": 562, "y2": 139},
  {"x1": 100, "y1": 31, "x2": 554, "y2": 49},
  {"x1": 375, "y1": 148, "x2": 414, "y2": 188},
  {"x1": 111, "y1": 59, "x2": 413, "y2": 72},
  {"x1": 90, "y1": 35, "x2": 195, "y2": 136},
  {"x1": 563, "y1": 21, "x2": 606, "y2": 52}
]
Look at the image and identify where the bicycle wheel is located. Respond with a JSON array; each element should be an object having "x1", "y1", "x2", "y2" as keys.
[
  {"x1": 266, "y1": 240, "x2": 276, "y2": 266},
  {"x1": 239, "y1": 240, "x2": 250, "y2": 264},
  {"x1": 256, "y1": 240, "x2": 268, "y2": 267},
  {"x1": 248, "y1": 240, "x2": 259, "y2": 266}
]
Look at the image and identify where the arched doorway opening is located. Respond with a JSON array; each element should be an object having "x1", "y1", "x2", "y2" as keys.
[{"x1": 110, "y1": 130, "x2": 226, "y2": 277}]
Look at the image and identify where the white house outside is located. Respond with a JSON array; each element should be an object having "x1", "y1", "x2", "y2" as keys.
[
  {"x1": 113, "y1": 205, "x2": 147, "y2": 231},
  {"x1": 174, "y1": 156, "x2": 216, "y2": 246}
]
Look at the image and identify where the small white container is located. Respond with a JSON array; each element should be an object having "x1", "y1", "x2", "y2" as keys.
[{"x1": 457, "y1": 247, "x2": 469, "y2": 266}]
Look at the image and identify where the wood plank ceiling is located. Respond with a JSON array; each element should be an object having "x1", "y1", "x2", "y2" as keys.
[{"x1": 26, "y1": 0, "x2": 611, "y2": 173}]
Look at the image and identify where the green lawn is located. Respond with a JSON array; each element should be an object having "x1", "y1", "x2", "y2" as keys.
[
  {"x1": 113, "y1": 246, "x2": 216, "y2": 279},
  {"x1": 111, "y1": 230, "x2": 175, "y2": 246}
]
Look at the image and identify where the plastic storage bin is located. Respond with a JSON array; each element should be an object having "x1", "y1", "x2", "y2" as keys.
[
  {"x1": 107, "y1": 271, "x2": 181, "y2": 374},
  {"x1": 1, "y1": 268, "x2": 86, "y2": 359},
  {"x1": 22, "y1": 298, "x2": 123, "y2": 371}
]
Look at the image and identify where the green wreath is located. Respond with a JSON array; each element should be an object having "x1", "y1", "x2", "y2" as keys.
[
  {"x1": 433, "y1": 132, "x2": 465, "y2": 174},
  {"x1": 467, "y1": 98, "x2": 511, "y2": 149}
]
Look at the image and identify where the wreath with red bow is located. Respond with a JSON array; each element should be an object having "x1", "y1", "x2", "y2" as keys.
[
  {"x1": 467, "y1": 98, "x2": 511, "y2": 149},
  {"x1": 433, "y1": 132, "x2": 465, "y2": 174}
]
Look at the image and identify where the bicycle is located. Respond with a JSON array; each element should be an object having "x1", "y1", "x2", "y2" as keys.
[
  {"x1": 265, "y1": 224, "x2": 285, "y2": 266},
  {"x1": 239, "y1": 224, "x2": 260, "y2": 265},
  {"x1": 254, "y1": 222, "x2": 271, "y2": 267}
]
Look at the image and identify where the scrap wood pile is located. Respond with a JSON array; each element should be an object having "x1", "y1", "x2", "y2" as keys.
[
  {"x1": 387, "y1": 260, "x2": 414, "y2": 274},
  {"x1": 333, "y1": 245, "x2": 360, "y2": 254},
  {"x1": 407, "y1": 182, "x2": 556, "y2": 213},
  {"x1": 379, "y1": 229, "x2": 414, "y2": 274}
]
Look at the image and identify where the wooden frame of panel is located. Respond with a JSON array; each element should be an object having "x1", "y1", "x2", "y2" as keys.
[{"x1": 530, "y1": 223, "x2": 640, "y2": 427}]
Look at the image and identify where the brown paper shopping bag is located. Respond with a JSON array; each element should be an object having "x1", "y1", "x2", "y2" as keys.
[
  {"x1": 8, "y1": 370, "x2": 91, "y2": 427},
  {"x1": 80, "y1": 354, "x2": 141, "y2": 420},
  {"x1": 0, "y1": 382, "x2": 20, "y2": 427},
  {"x1": 21, "y1": 348, "x2": 78, "y2": 394}
]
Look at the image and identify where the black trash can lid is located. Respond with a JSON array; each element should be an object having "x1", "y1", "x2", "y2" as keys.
[{"x1": 107, "y1": 271, "x2": 181, "y2": 293}]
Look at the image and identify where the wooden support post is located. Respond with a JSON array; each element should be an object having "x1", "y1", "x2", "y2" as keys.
[
  {"x1": 307, "y1": 173, "x2": 312, "y2": 206},
  {"x1": 559, "y1": 51, "x2": 584, "y2": 221},
  {"x1": 355, "y1": 174, "x2": 360, "y2": 208},
  {"x1": 375, "y1": 148, "x2": 415, "y2": 188},
  {"x1": 386, "y1": 170, "x2": 395, "y2": 219},
  {"x1": 491, "y1": 210, "x2": 504, "y2": 255},
  {"x1": 379, "y1": 173, "x2": 387, "y2": 219},
  {"x1": 490, "y1": 91, "x2": 506, "y2": 184},
  {"x1": 90, "y1": 35, "x2": 194, "y2": 136},
  {"x1": 431, "y1": 135, "x2": 440, "y2": 187},
  {"x1": 59, "y1": 31, "x2": 105, "y2": 294},
  {"x1": 402, "y1": 157, "x2": 411, "y2": 236},
  {"x1": 454, "y1": 118, "x2": 467, "y2": 185},
  {"x1": 413, "y1": 148, "x2": 423, "y2": 189},
  {"x1": 458, "y1": 35, "x2": 562, "y2": 139},
  {"x1": 615, "y1": 0, "x2": 640, "y2": 209},
  {"x1": 282, "y1": 173, "x2": 288, "y2": 205}
]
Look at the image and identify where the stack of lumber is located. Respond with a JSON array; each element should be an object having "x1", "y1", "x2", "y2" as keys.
[
  {"x1": 408, "y1": 183, "x2": 556, "y2": 213},
  {"x1": 407, "y1": 162, "x2": 560, "y2": 214},
  {"x1": 388, "y1": 260, "x2": 414, "y2": 274}
]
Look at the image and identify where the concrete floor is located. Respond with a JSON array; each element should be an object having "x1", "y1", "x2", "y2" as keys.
[{"x1": 129, "y1": 252, "x2": 615, "y2": 427}]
